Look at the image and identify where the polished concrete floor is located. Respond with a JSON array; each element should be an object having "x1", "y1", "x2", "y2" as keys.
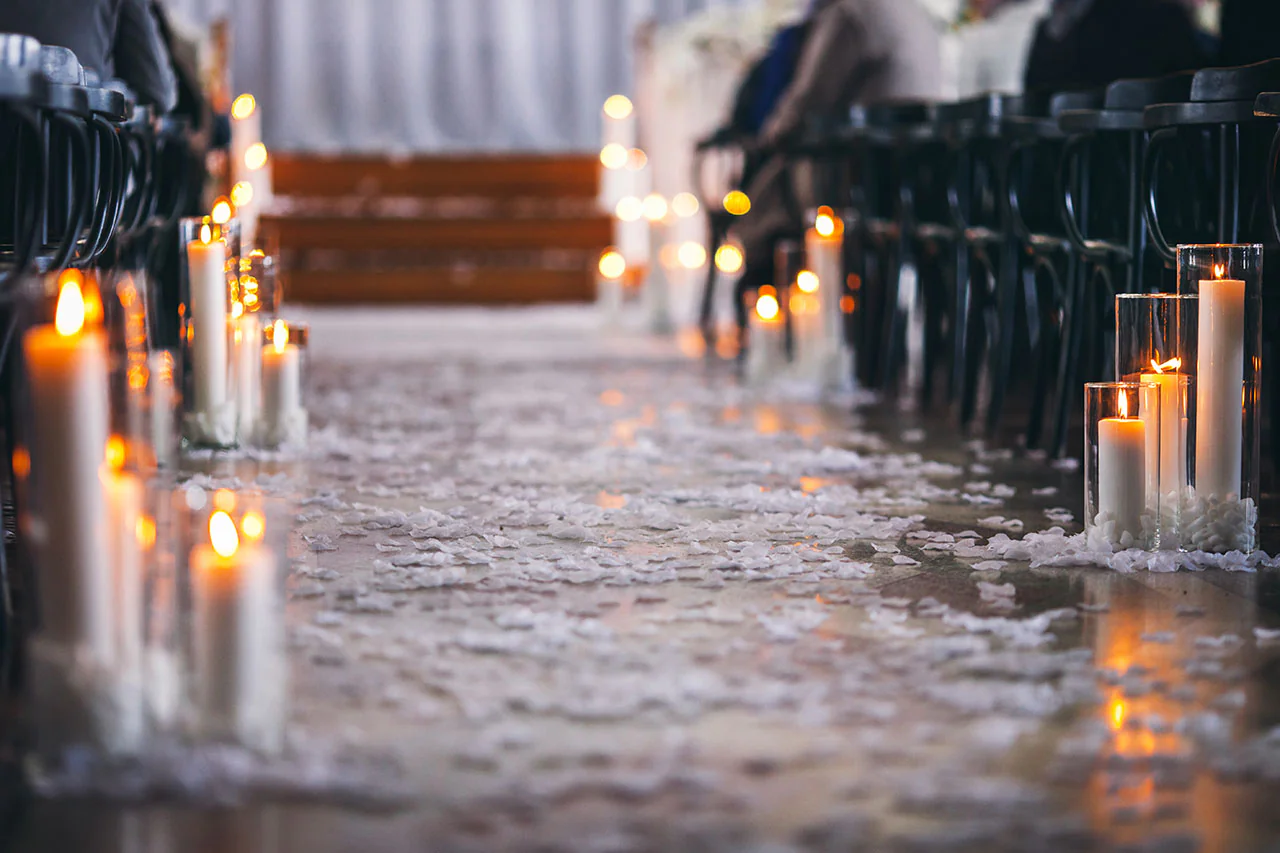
[{"x1": 5, "y1": 306, "x2": 1280, "y2": 853}]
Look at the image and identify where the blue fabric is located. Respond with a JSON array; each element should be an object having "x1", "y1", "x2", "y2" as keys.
[{"x1": 747, "y1": 23, "x2": 807, "y2": 133}]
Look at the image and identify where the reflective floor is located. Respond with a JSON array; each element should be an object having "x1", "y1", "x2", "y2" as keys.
[{"x1": 4, "y1": 306, "x2": 1280, "y2": 853}]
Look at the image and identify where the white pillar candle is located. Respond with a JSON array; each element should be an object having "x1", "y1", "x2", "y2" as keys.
[
  {"x1": 191, "y1": 510, "x2": 282, "y2": 753},
  {"x1": 1195, "y1": 276, "x2": 1245, "y2": 498},
  {"x1": 1138, "y1": 363, "x2": 1187, "y2": 504},
  {"x1": 234, "y1": 312, "x2": 262, "y2": 436},
  {"x1": 103, "y1": 444, "x2": 145, "y2": 748},
  {"x1": 261, "y1": 320, "x2": 304, "y2": 445},
  {"x1": 186, "y1": 227, "x2": 230, "y2": 419},
  {"x1": 746, "y1": 292, "x2": 786, "y2": 385},
  {"x1": 149, "y1": 350, "x2": 176, "y2": 468},
  {"x1": 1098, "y1": 401, "x2": 1147, "y2": 543},
  {"x1": 21, "y1": 280, "x2": 112, "y2": 651},
  {"x1": 805, "y1": 226, "x2": 843, "y2": 346}
]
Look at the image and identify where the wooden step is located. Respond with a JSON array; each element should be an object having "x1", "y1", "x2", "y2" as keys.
[
  {"x1": 260, "y1": 213, "x2": 612, "y2": 253},
  {"x1": 282, "y1": 266, "x2": 595, "y2": 304},
  {"x1": 271, "y1": 153, "x2": 601, "y2": 200}
]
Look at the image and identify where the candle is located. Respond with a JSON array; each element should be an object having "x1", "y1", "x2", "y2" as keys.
[
  {"x1": 191, "y1": 509, "x2": 283, "y2": 752},
  {"x1": 21, "y1": 277, "x2": 112, "y2": 652},
  {"x1": 261, "y1": 320, "x2": 304, "y2": 445},
  {"x1": 186, "y1": 225, "x2": 230, "y2": 423},
  {"x1": 149, "y1": 350, "x2": 176, "y2": 468},
  {"x1": 102, "y1": 436, "x2": 145, "y2": 748},
  {"x1": 1139, "y1": 357, "x2": 1187, "y2": 505},
  {"x1": 234, "y1": 309, "x2": 262, "y2": 436},
  {"x1": 803, "y1": 211, "x2": 849, "y2": 388},
  {"x1": 746, "y1": 291, "x2": 786, "y2": 385},
  {"x1": 1195, "y1": 272, "x2": 1245, "y2": 498},
  {"x1": 1098, "y1": 390, "x2": 1147, "y2": 544}
]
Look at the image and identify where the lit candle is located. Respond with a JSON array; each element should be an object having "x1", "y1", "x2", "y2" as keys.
[
  {"x1": 746, "y1": 290, "x2": 786, "y2": 385},
  {"x1": 186, "y1": 224, "x2": 231, "y2": 432},
  {"x1": 190, "y1": 509, "x2": 283, "y2": 753},
  {"x1": 803, "y1": 210, "x2": 848, "y2": 387},
  {"x1": 1195, "y1": 269, "x2": 1245, "y2": 499},
  {"x1": 149, "y1": 350, "x2": 176, "y2": 467},
  {"x1": 233, "y1": 307, "x2": 262, "y2": 437},
  {"x1": 1138, "y1": 357, "x2": 1187, "y2": 507},
  {"x1": 21, "y1": 276, "x2": 112, "y2": 652},
  {"x1": 260, "y1": 320, "x2": 304, "y2": 446},
  {"x1": 1098, "y1": 390, "x2": 1147, "y2": 544}
]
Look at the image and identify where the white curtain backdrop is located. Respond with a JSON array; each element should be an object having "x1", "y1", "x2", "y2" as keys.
[{"x1": 161, "y1": 0, "x2": 762, "y2": 153}]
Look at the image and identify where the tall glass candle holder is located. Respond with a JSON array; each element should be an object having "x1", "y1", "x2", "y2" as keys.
[
  {"x1": 1176, "y1": 244, "x2": 1262, "y2": 553},
  {"x1": 256, "y1": 319, "x2": 309, "y2": 449},
  {"x1": 1114, "y1": 294, "x2": 1197, "y2": 549},
  {"x1": 178, "y1": 217, "x2": 239, "y2": 449},
  {"x1": 1085, "y1": 381, "x2": 1161, "y2": 551},
  {"x1": 177, "y1": 488, "x2": 288, "y2": 755},
  {"x1": 15, "y1": 270, "x2": 149, "y2": 758}
]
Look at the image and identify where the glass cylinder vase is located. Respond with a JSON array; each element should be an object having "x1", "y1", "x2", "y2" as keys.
[
  {"x1": 1085, "y1": 381, "x2": 1162, "y2": 551},
  {"x1": 1175, "y1": 244, "x2": 1263, "y2": 553},
  {"x1": 14, "y1": 271, "x2": 153, "y2": 759},
  {"x1": 176, "y1": 487, "x2": 289, "y2": 755},
  {"x1": 1114, "y1": 293, "x2": 1197, "y2": 549},
  {"x1": 256, "y1": 319, "x2": 309, "y2": 449},
  {"x1": 178, "y1": 216, "x2": 240, "y2": 449}
]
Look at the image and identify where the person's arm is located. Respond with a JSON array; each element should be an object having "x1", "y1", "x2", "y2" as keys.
[
  {"x1": 760, "y1": 6, "x2": 863, "y2": 147},
  {"x1": 112, "y1": 0, "x2": 177, "y2": 111}
]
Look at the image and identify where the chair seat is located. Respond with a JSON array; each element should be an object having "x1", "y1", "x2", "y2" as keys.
[
  {"x1": 86, "y1": 85, "x2": 127, "y2": 121},
  {"x1": 0, "y1": 33, "x2": 40, "y2": 69},
  {"x1": 1191, "y1": 58, "x2": 1280, "y2": 103},
  {"x1": 1254, "y1": 92, "x2": 1280, "y2": 118},
  {"x1": 1106, "y1": 72, "x2": 1196, "y2": 111},
  {"x1": 1144, "y1": 98, "x2": 1259, "y2": 128},
  {"x1": 39, "y1": 45, "x2": 83, "y2": 86},
  {"x1": 0, "y1": 64, "x2": 45, "y2": 101},
  {"x1": 41, "y1": 82, "x2": 90, "y2": 116}
]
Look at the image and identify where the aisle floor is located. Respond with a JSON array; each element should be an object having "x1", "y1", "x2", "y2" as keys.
[{"x1": 11, "y1": 306, "x2": 1280, "y2": 853}]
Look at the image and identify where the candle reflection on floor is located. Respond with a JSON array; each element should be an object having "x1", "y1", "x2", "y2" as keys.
[{"x1": 1079, "y1": 572, "x2": 1256, "y2": 852}]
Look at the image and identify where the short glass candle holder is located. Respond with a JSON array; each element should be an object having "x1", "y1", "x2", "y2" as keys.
[
  {"x1": 1114, "y1": 293, "x2": 1197, "y2": 549},
  {"x1": 178, "y1": 216, "x2": 240, "y2": 449},
  {"x1": 1085, "y1": 381, "x2": 1162, "y2": 551},
  {"x1": 176, "y1": 487, "x2": 288, "y2": 755},
  {"x1": 1176, "y1": 244, "x2": 1263, "y2": 553},
  {"x1": 255, "y1": 319, "x2": 309, "y2": 449}
]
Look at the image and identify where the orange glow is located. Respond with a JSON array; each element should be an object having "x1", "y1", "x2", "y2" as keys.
[
  {"x1": 271, "y1": 319, "x2": 289, "y2": 353},
  {"x1": 105, "y1": 435, "x2": 126, "y2": 471},
  {"x1": 599, "y1": 143, "x2": 628, "y2": 169},
  {"x1": 602, "y1": 94, "x2": 633, "y2": 120},
  {"x1": 714, "y1": 244, "x2": 744, "y2": 274},
  {"x1": 213, "y1": 489, "x2": 237, "y2": 512},
  {"x1": 12, "y1": 447, "x2": 29, "y2": 479},
  {"x1": 595, "y1": 490, "x2": 628, "y2": 509},
  {"x1": 755, "y1": 293, "x2": 780, "y2": 322},
  {"x1": 642, "y1": 193, "x2": 668, "y2": 222},
  {"x1": 671, "y1": 192, "x2": 699, "y2": 217},
  {"x1": 136, "y1": 515, "x2": 157, "y2": 550},
  {"x1": 600, "y1": 389, "x2": 625, "y2": 406},
  {"x1": 678, "y1": 241, "x2": 707, "y2": 269},
  {"x1": 1150, "y1": 357, "x2": 1182, "y2": 373},
  {"x1": 209, "y1": 510, "x2": 239, "y2": 559},
  {"x1": 625, "y1": 148, "x2": 647, "y2": 170},
  {"x1": 231, "y1": 93, "x2": 256, "y2": 120},
  {"x1": 598, "y1": 249, "x2": 626, "y2": 280},
  {"x1": 723, "y1": 191, "x2": 751, "y2": 215},
  {"x1": 840, "y1": 295, "x2": 855, "y2": 313},
  {"x1": 211, "y1": 197, "x2": 233, "y2": 224},
  {"x1": 244, "y1": 142, "x2": 268, "y2": 171},
  {"x1": 796, "y1": 270, "x2": 819, "y2": 293},
  {"x1": 127, "y1": 363, "x2": 149, "y2": 391},
  {"x1": 240, "y1": 510, "x2": 265, "y2": 541},
  {"x1": 1118, "y1": 390, "x2": 1129, "y2": 418},
  {"x1": 230, "y1": 181, "x2": 254, "y2": 207},
  {"x1": 54, "y1": 278, "x2": 86, "y2": 336},
  {"x1": 615, "y1": 196, "x2": 643, "y2": 222}
]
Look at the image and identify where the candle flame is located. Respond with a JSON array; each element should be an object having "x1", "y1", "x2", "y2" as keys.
[
  {"x1": 230, "y1": 93, "x2": 256, "y2": 120},
  {"x1": 245, "y1": 143, "x2": 268, "y2": 171},
  {"x1": 199, "y1": 223, "x2": 212, "y2": 244},
  {"x1": 54, "y1": 278, "x2": 86, "y2": 336},
  {"x1": 272, "y1": 319, "x2": 289, "y2": 353},
  {"x1": 1213, "y1": 263, "x2": 1225, "y2": 280},
  {"x1": 1150, "y1": 357, "x2": 1181, "y2": 373},
  {"x1": 815, "y1": 214, "x2": 836, "y2": 237},
  {"x1": 231, "y1": 301, "x2": 244, "y2": 319},
  {"x1": 240, "y1": 510, "x2": 265, "y2": 541},
  {"x1": 105, "y1": 435, "x2": 126, "y2": 471},
  {"x1": 1118, "y1": 390, "x2": 1129, "y2": 418},
  {"x1": 1109, "y1": 697, "x2": 1126, "y2": 731},
  {"x1": 796, "y1": 270, "x2": 819, "y2": 293},
  {"x1": 211, "y1": 198, "x2": 233, "y2": 225},
  {"x1": 755, "y1": 293, "x2": 780, "y2": 322},
  {"x1": 136, "y1": 515, "x2": 157, "y2": 550},
  {"x1": 602, "y1": 94, "x2": 633, "y2": 120},
  {"x1": 209, "y1": 510, "x2": 239, "y2": 559}
]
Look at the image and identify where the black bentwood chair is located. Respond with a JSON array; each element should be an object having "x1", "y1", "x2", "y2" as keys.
[
  {"x1": 1143, "y1": 59, "x2": 1280, "y2": 487},
  {"x1": 1051, "y1": 72, "x2": 1195, "y2": 459}
]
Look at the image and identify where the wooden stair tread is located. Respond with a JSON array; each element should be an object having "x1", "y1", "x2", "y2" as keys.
[
  {"x1": 261, "y1": 213, "x2": 611, "y2": 253},
  {"x1": 283, "y1": 266, "x2": 595, "y2": 304}
]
